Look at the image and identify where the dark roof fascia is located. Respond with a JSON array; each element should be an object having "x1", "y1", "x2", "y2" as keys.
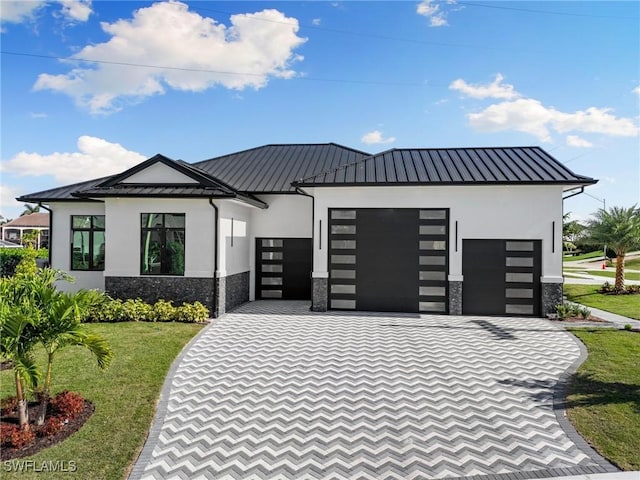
[
  {"x1": 98, "y1": 154, "x2": 230, "y2": 190},
  {"x1": 15, "y1": 196, "x2": 104, "y2": 203},
  {"x1": 293, "y1": 179, "x2": 599, "y2": 188},
  {"x1": 71, "y1": 188, "x2": 268, "y2": 209}
]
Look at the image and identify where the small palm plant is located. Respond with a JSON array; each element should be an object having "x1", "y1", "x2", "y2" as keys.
[
  {"x1": 0, "y1": 252, "x2": 114, "y2": 429},
  {"x1": 32, "y1": 288, "x2": 113, "y2": 425},
  {"x1": 0, "y1": 276, "x2": 41, "y2": 428}
]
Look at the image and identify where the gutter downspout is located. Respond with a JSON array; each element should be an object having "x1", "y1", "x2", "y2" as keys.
[
  {"x1": 38, "y1": 203, "x2": 52, "y2": 267},
  {"x1": 295, "y1": 186, "x2": 315, "y2": 310},
  {"x1": 208, "y1": 198, "x2": 219, "y2": 317}
]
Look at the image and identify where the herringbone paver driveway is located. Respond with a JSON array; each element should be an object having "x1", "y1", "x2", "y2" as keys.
[{"x1": 131, "y1": 301, "x2": 614, "y2": 480}]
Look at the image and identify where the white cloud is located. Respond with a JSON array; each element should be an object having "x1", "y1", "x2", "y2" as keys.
[
  {"x1": 0, "y1": 184, "x2": 24, "y2": 217},
  {"x1": 450, "y1": 74, "x2": 520, "y2": 100},
  {"x1": 416, "y1": 0, "x2": 449, "y2": 27},
  {"x1": 566, "y1": 135, "x2": 593, "y2": 148},
  {"x1": 454, "y1": 76, "x2": 640, "y2": 142},
  {"x1": 58, "y1": 0, "x2": 92, "y2": 22},
  {"x1": 1, "y1": 136, "x2": 146, "y2": 183},
  {"x1": 33, "y1": 1, "x2": 306, "y2": 114},
  {"x1": 632, "y1": 85, "x2": 640, "y2": 95},
  {"x1": 30, "y1": 112, "x2": 48, "y2": 119},
  {"x1": 0, "y1": 1, "x2": 46, "y2": 24},
  {"x1": 361, "y1": 130, "x2": 396, "y2": 145},
  {"x1": 0, "y1": 1, "x2": 92, "y2": 26},
  {"x1": 312, "y1": 18, "x2": 321, "y2": 26}
]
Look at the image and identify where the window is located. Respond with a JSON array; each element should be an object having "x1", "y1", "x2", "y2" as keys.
[
  {"x1": 141, "y1": 214, "x2": 185, "y2": 275},
  {"x1": 71, "y1": 215, "x2": 105, "y2": 271}
]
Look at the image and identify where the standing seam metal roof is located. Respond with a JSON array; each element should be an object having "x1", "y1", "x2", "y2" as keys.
[
  {"x1": 192, "y1": 143, "x2": 371, "y2": 193},
  {"x1": 294, "y1": 147, "x2": 597, "y2": 186}
]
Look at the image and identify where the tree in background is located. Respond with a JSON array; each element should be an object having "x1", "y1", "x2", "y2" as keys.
[
  {"x1": 563, "y1": 212, "x2": 586, "y2": 252},
  {"x1": 586, "y1": 205, "x2": 640, "y2": 292},
  {"x1": 20, "y1": 204, "x2": 40, "y2": 216}
]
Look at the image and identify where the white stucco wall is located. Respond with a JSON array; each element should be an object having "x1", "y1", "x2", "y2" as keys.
[
  {"x1": 48, "y1": 201, "x2": 106, "y2": 292},
  {"x1": 216, "y1": 199, "x2": 253, "y2": 278},
  {"x1": 123, "y1": 162, "x2": 198, "y2": 184},
  {"x1": 104, "y1": 198, "x2": 215, "y2": 278},
  {"x1": 248, "y1": 194, "x2": 313, "y2": 299},
  {"x1": 309, "y1": 185, "x2": 564, "y2": 283}
]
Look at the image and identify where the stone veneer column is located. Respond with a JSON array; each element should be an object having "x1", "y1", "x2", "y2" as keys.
[
  {"x1": 214, "y1": 276, "x2": 226, "y2": 318},
  {"x1": 542, "y1": 282, "x2": 563, "y2": 317},
  {"x1": 311, "y1": 277, "x2": 328, "y2": 312},
  {"x1": 448, "y1": 281, "x2": 463, "y2": 315}
]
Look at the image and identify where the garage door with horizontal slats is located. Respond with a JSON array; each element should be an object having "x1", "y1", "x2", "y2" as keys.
[
  {"x1": 462, "y1": 239, "x2": 541, "y2": 316},
  {"x1": 328, "y1": 208, "x2": 449, "y2": 313},
  {"x1": 256, "y1": 238, "x2": 312, "y2": 300}
]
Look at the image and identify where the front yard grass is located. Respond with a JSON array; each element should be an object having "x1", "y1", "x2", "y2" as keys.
[
  {"x1": 586, "y1": 270, "x2": 640, "y2": 281},
  {"x1": 562, "y1": 251, "x2": 603, "y2": 262},
  {"x1": 567, "y1": 329, "x2": 640, "y2": 470},
  {"x1": 0, "y1": 322, "x2": 204, "y2": 480},
  {"x1": 563, "y1": 284, "x2": 640, "y2": 320}
]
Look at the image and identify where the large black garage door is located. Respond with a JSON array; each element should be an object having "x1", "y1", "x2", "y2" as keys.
[
  {"x1": 328, "y1": 208, "x2": 448, "y2": 313},
  {"x1": 256, "y1": 238, "x2": 312, "y2": 299},
  {"x1": 462, "y1": 239, "x2": 541, "y2": 316}
]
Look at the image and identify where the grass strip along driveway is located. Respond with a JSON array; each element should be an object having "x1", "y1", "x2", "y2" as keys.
[
  {"x1": 564, "y1": 284, "x2": 640, "y2": 320},
  {"x1": 567, "y1": 329, "x2": 640, "y2": 471},
  {"x1": 0, "y1": 322, "x2": 203, "y2": 480}
]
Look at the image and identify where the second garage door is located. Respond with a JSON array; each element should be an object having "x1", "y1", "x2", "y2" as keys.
[
  {"x1": 462, "y1": 239, "x2": 541, "y2": 316},
  {"x1": 328, "y1": 208, "x2": 449, "y2": 313}
]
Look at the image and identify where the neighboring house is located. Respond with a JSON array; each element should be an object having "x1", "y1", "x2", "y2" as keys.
[
  {"x1": 18, "y1": 144, "x2": 596, "y2": 317},
  {"x1": 0, "y1": 212, "x2": 50, "y2": 249}
]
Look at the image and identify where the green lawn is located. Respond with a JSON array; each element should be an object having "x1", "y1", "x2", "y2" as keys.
[
  {"x1": 586, "y1": 270, "x2": 640, "y2": 281},
  {"x1": 623, "y1": 257, "x2": 640, "y2": 269},
  {"x1": 563, "y1": 251, "x2": 604, "y2": 262},
  {"x1": 0, "y1": 322, "x2": 204, "y2": 480},
  {"x1": 563, "y1": 284, "x2": 640, "y2": 320},
  {"x1": 567, "y1": 329, "x2": 640, "y2": 470}
]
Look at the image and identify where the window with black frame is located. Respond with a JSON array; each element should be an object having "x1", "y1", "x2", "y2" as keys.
[
  {"x1": 140, "y1": 213, "x2": 185, "y2": 275},
  {"x1": 71, "y1": 215, "x2": 105, "y2": 270}
]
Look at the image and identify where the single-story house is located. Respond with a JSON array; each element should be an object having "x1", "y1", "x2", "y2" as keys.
[
  {"x1": 18, "y1": 144, "x2": 596, "y2": 317},
  {"x1": 1, "y1": 212, "x2": 50, "y2": 249}
]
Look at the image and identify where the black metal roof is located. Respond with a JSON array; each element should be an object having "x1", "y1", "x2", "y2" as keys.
[
  {"x1": 193, "y1": 143, "x2": 370, "y2": 193},
  {"x1": 17, "y1": 176, "x2": 111, "y2": 202},
  {"x1": 294, "y1": 147, "x2": 598, "y2": 186},
  {"x1": 17, "y1": 144, "x2": 596, "y2": 204}
]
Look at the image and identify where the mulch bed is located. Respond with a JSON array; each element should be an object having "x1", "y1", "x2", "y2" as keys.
[
  {"x1": 0, "y1": 400, "x2": 94, "y2": 460},
  {"x1": 555, "y1": 315, "x2": 608, "y2": 323}
]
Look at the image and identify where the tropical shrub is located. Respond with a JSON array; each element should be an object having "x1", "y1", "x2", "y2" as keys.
[
  {"x1": 85, "y1": 296, "x2": 209, "y2": 323},
  {"x1": 0, "y1": 247, "x2": 48, "y2": 277},
  {"x1": 176, "y1": 302, "x2": 209, "y2": 323},
  {"x1": 0, "y1": 423, "x2": 35, "y2": 448},
  {"x1": 50, "y1": 391, "x2": 85, "y2": 418}
]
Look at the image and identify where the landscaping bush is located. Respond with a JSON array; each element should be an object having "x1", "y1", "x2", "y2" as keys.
[
  {"x1": 555, "y1": 302, "x2": 582, "y2": 319},
  {"x1": 0, "y1": 247, "x2": 48, "y2": 277},
  {"x1": 85, "y1": 296, "x2": 209, "y2": 323},
  {"x1": 50, "y1": 391, "x2": 85, "y2": 419},
  {"x1": 0, "y1": 423, "x2": 35, "y2": 449}
]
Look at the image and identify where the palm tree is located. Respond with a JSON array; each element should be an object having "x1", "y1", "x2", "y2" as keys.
[
  {"x1": 0, "y1": 278, "x2": 41, "y2": 428},
  {"x1": 20, "y1": 204, "x2": 40, "y2": 216},
  {"x1": 586, "y1": 205, "x2": 640, "y2": 291},
  {"x1": 32, "y1": 288, "x2": 113, "y2": 425}
]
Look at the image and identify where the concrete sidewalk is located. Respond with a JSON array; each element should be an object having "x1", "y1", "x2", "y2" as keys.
[{"x1": 538, "y1": 472, "x2": 639, "y2": 480}]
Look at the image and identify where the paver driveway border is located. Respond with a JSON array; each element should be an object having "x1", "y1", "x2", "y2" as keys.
[{"x1": 129, "y1": 302, "x2": 617, "y2": 480}]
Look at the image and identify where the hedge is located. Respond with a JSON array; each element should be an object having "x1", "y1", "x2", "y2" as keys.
[
  {"x1": 0, "y1": 247, "x2": 48, "y2": 277},
  {"x1": 85, "y1": 296, "x2": 210, "y2": 323}
]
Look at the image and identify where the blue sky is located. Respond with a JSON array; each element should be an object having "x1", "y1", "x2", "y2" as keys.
[{"x1": 1, "y1": 1, "x2": 638, "y2": 222}]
